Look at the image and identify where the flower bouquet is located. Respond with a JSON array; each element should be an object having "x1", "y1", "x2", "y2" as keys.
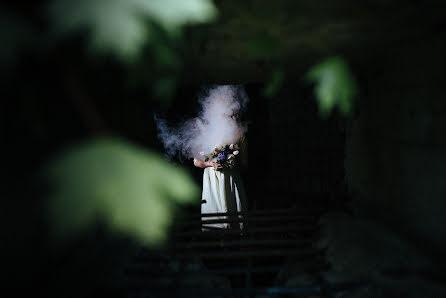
[{"x1": 201, "y1": 143, "x2": 240, "y2": 169}]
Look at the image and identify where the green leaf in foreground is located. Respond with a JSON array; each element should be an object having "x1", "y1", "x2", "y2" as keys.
[
  {"x1": 306, "y1": 57, "x2": 358, "y2": 117},
  {"x1": 48, "y1": 0, "x2": 217, "y2": 61},
  {"x1": 45, "y1": 137, "x2": 199, "y2": 246}
]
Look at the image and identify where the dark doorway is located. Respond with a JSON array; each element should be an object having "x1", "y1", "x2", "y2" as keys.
[{"x1": 243, "y1": 82, "x2": 348, "y2": 210}]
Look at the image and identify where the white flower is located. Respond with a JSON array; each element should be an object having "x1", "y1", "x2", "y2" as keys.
[
  {"x1": 233, "y1": 150, "x2": 239, "y2": 155},
  {"x1": 228, "y1": 154, "x2": 234, "y2": 159},
  {"x1": 229, "y1": 144, "x2": 234, "y2": 150},
  {"x1": 199, "y1": 151, "x2": 204, "y2": 156}
]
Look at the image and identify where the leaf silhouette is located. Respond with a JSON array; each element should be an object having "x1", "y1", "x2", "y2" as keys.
[
  {"x1": 45, "y1": 137, "x2": 199, "y2": 246},
  {"x1": 48, "y1": 0, "x2": 217, "y2": 61},
  {"x1": 306, "y1": 57, "x2": 358, "y2": 117}
]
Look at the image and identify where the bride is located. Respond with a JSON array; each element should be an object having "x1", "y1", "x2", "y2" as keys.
[
  {"x1": 155, "y1": 85, "x2": 249, "y2": 229},
  {"x1": 193, "y1": 136, "x2": 247, "y2": 230}
]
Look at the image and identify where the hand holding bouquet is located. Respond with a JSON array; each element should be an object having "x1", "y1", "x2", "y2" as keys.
[{"x1": 203, "y1": 143, "x2": 240, "y2": 169}]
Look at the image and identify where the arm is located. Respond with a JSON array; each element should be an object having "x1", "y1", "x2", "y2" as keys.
[{"x1": 193, "y1": 158, "x2": 222, "y2": 169}]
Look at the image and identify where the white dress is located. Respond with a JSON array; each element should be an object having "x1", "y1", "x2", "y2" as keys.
[{"x1": 200, "y1": 167, "x2": 247, "y2": 230}]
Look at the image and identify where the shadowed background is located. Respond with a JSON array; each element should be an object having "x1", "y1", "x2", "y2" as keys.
[{"x1": 3, "y1": 0, "x2": 446, "y2": 297}]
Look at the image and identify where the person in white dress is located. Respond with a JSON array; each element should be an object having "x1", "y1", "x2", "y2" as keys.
[
  {"x1": 154, "y1": 85, "x2": 249, "y2": 229},
  {"x1": 193, "y1": 145, "x2": 247, "y2": 230}
]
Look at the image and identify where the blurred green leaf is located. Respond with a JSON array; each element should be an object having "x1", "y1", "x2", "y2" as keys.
[
  {"x1": 262, "y1": 68, "x2": 285, "y2": 98},
  {"x1": 153, "y1": 43, "x2": 182, "y2": 70},
  {"x1": 46, "y1": 137, "x2": 199, "y2": 246},
  {"x1": 48, "y1": 0, "x2": 217, "y2": 62},
  {"x1": 306, "y1": 57, "x2": 358, "y2": 117}
]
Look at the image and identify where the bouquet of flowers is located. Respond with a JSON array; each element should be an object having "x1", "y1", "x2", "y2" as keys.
[{"x1": 201, "y1": 143, "x2": 240, "y2": 169}]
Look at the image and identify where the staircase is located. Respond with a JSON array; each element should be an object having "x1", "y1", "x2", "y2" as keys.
[{"x1": 121, "y1": 204, "x2": 363, "y2": 297}]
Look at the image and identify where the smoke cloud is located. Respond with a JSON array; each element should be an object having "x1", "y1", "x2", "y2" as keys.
[{"x1": 155, "y1": 85, "x2": 249, "y2": 161}]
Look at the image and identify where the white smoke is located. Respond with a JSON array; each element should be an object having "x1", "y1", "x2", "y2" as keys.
[{"x1": 155, "y1": 85, "x2": 249, "y2": 161}]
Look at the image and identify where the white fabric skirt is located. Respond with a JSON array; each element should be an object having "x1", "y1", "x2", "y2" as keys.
[{"x1": 201, "y1": 167, "x2": 247, "y2": 229}]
